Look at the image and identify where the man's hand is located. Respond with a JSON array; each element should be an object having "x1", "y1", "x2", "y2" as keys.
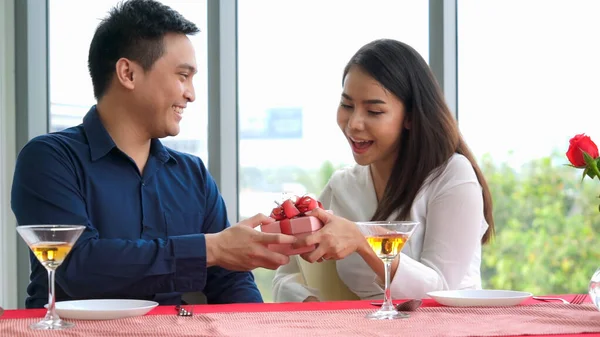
[{"x1": 205, "y1": 213, "x2": 298, "y2": 271}]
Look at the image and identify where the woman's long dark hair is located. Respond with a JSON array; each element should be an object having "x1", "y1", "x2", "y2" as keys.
[{"x1": 343, "y1": 39, "x2": 494, "y2": 243}]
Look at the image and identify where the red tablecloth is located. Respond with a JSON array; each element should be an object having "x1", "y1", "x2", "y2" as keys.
[{"x1": 1, "y1": 294, "x2": 600, "y2": 337}]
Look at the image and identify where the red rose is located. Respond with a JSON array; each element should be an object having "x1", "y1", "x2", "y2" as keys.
[{"x1": 566, "y1": 134, "x2": 599, "y2": 168}]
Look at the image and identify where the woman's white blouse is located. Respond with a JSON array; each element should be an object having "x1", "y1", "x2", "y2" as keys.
[{"x1": 272, "y1": 154, "x2": 488, "y2": 302}]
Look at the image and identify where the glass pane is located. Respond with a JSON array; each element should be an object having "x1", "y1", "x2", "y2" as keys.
[
  {"x1": 238, "y1": 0, "x2": 429, "y2": 302},
  {"x1": 48, "y1": 0, "x2": 208, "y2": 161},
  {"x1": 458, "y1": 0, "x2": 600, "y2": 294}
]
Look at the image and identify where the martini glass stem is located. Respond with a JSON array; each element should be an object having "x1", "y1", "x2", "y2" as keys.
[
  {"x1": 45, "y1": 268, "x2": 60, "y2": 322},
  {"x1": 381, "y1": 259, "x2": 394, "y2": 312}
]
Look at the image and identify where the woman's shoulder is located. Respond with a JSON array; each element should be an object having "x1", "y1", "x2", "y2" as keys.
[
  {"x1": 442, "y1": 153, "x2": 478, "y2": 180},
  {"x1": 425, "y1": 153, "x2": 480, "y2": 192},
  {"x1": 426, "y1": 153, "x2": 478, "y2": 189}
]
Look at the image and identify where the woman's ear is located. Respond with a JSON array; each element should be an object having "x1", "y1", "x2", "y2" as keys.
[{"x1": 404, "y1": 118, "x2": 411, "y2": 130}]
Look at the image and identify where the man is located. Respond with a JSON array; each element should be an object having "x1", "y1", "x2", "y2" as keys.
[{"x1": 11, "y1": 0, "x2": 296, "y2": 308}]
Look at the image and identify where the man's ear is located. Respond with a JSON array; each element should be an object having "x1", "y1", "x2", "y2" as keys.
[{"x1": 114, "y1": 58, "x2": 138, "y2": 91}]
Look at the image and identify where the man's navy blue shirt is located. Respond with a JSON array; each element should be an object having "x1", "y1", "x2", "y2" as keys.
[{"x1": 11, "y1": 106, "x2": 262, "y2": 308}]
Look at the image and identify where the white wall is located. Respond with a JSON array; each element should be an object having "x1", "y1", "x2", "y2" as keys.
[{"x1": 0, "y1": 0, "x2": 18, "y2": 309}]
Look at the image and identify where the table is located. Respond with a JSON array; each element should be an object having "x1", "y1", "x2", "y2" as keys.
[{"x1": 2, "y1": 294, "x2": 600, "y2": 336}]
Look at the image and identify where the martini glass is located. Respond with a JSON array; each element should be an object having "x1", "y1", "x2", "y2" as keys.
[
  {"x1": 356, "y1": 221, "x2": 419, "y2": 320},
  {"x1": 16, "y1": 225, "x2": 85, "y2": 330}
]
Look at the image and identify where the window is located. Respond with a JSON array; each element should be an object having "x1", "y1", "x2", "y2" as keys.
[
  {"x1": 0, "y1": 0, "x2": 16, "y2": 309},
  {"x1": 458, "y1": 0, "x2": 600, "y2": 294},
  {"x1": 48, "y1": 0, "x2": 208, "y2": 161},
  {"x1": 238, "y1": 0, "x2": 429, "y2": 301}
]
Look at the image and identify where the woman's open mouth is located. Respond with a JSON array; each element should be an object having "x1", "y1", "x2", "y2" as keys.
[{"x1": 349, "y1": 138, "x2": 374, "y2": 154}]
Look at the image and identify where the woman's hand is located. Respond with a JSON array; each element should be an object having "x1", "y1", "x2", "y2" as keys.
[{"x1": 296, "y1": 208, "x2": 369, "y2": 263}]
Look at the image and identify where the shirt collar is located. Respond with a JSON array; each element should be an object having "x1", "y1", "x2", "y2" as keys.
[
  {"x1": 83, "y1": 106, "x2": 116, "y2": 161},
  {"x1": 83, "y1": 105, "x2": 177, "y2": 164},
  {"x1": 151, "y1": 138, "x2": 177, "y2": 164}
]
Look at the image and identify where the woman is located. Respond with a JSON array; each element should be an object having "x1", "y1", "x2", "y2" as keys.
[{"x1": 272, "y1": 39, "x2": 494, "y2": 302}]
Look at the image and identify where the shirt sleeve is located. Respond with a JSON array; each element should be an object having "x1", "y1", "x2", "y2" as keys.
[
  {"x1": 199, "y1": 164, "x2": 263, "y2": 304},
  {"x1": 389, "y1": 159, "x2": 485, "y2": 299},
  {"x1": 11, "y1": 137, "x2": 204, "y2": 299},
  {"x1": 271, "y1": 184, "x2": 334, "y2": 302}
]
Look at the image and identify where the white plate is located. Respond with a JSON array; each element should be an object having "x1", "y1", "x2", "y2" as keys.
[
  {"x1": 45, "y1": 299, "x2": 158, "y2": 320},
  {"x1": 427, "y1": 289, "x2": 533, "y2": 307}
]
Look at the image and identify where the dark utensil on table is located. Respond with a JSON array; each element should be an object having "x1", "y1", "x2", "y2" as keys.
[
  {"x1": 175, "y1": 305, "x2": 193, "y2": 317},
  {"x1": 370, "y1": 299, "x2": 422, "y2": 312}
]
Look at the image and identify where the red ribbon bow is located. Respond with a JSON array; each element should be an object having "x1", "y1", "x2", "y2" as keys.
[{"x1": 269, "y1": 195, "x2": 323, "y2": 221}]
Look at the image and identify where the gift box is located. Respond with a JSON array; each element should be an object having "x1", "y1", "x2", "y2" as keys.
[
  {"x1": 260, "y1": 195, "x2": 325, "y2": 255},
  {"x1": 261, "y1": 216, "x2": 323, "y2": 255}
]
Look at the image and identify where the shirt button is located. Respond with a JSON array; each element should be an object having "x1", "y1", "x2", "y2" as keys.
[{"x1": 141, "y1": 182, "x2": 146, "y2": 187}]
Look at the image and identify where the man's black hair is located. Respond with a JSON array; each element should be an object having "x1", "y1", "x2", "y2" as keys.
[{"x1": 88, "y1": 0, "x2": 199, "y2": 99}]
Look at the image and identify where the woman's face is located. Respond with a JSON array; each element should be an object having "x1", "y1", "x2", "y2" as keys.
[{"x1": 337, "y1": 66, "x2": 407, "y2": 168}]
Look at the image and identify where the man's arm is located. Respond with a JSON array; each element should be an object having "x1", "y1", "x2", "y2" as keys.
[
  {"x1": 199, "y1": 164, "x2": 262, "y2": 303},
  {"x1": 11, "y1": 137, "x2": 209, "y2": 298}
]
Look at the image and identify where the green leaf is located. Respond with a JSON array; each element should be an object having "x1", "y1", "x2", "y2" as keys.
[
  {"x1": 587, "y1": 169, "x2": 596, "y2": 180},
  {"x1": 583, "y1": 152, "x2": 600, "y2": 178},
  {"x1": 583, "y1": 151, "x2": 596, "y2": 166},
  {"x1": 582, "y1": 167, "x2": 590, "y2": 182}
]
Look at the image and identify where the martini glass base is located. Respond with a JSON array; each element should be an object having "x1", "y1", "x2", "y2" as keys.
[
  {"x1": 365, "y1": 309, "x2": 409, "y2": 320},
  {"x1": 29, "y1": 317, "x2": 75, "y2": 330}
]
